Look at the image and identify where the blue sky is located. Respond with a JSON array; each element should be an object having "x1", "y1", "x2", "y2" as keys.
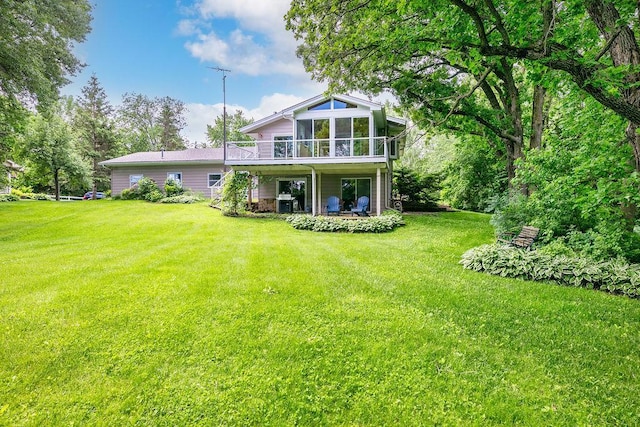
[{"x1": 62, "y1": 0, "x2": 327, "y2": 146}]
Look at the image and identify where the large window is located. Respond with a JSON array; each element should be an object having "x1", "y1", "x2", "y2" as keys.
[
  {"x1": 274, "y1": 135, "x2": 293, "y2": 158},
  {"x1": 334, "y1": 117, "x2": 370, "y2": 156},
  {"x1": 341, "y1": 178, "x2": 371, "y2": 211},
  {"x1": 353, "y1": 117, "x2": 370, "y2": 156},
  {"x1": 296, "y1": 118, "x2": 329, "y2": 157}
]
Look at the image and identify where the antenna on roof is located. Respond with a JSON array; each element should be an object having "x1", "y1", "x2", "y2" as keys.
[{"x1": 208, "y1": 66, "x2": 231, "y2": 162}]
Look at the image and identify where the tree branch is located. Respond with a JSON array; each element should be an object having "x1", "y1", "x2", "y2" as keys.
[{"x1": 435, "y1": 65, "x2": 495, "y2": 126}]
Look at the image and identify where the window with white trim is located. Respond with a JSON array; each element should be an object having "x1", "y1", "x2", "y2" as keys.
[
  {"x1": 167, "y1": 172, "x2": 182, "y2": 185},
  {"x1": 208, "y1": 173, "x2": 222, "y2": 187},
  {"x1": 130, "y1": 174, "x2": 143, "y2": 187}
]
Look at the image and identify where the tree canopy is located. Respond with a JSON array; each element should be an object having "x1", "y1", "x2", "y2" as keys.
[
  {"x1": 207, "y1": 110, "x2": 254, "y2": 147},
  {"x1": 117, "y1": 93, "x2": 187, "y2": 152},
  {"x1": 0, "y1": 0, "x2": 91, "y2": 173},
  {"x1": 286, "y1": 1, "x2": 640, "y2": 174}
]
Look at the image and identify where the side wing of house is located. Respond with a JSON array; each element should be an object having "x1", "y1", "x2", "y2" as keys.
[
  {"x1": 100, "y1": 148, "x2": 226, "y2": 198},
  {"x1": 109, "y1": 164, "x2": 226, "y2": 197}
]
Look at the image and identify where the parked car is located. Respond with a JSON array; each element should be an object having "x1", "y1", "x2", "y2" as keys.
[{"x1": 83, "y1": 191, "x2": 105, "y2": 200}]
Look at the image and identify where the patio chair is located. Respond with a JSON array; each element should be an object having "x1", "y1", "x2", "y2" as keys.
[
  {"x1": 497, "y1": 226, "x2": 539, "y2": 250},
  {"x1": 326, "y1": 196, "x2": 340, "y2": 215},
  {"x1": 351, "y1": 196, "x2": 369, "y2": 216}
]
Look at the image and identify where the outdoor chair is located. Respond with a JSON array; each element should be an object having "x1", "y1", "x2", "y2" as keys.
[
  {"x1": 326, "y1": 196, "x2": 340, "y2": 215},
  {"x1": 351, "y1": 196, "x2": 369, "y2": 216},
  {"x1": 497, "y1": 225, "x2": 540, "y2": 250}
]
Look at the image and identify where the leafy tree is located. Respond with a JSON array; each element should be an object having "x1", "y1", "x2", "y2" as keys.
[
  {"x1": 18, "y1": 105, "x2": 89, "y2": 200},
  {"x1": 207, "y1": 110, "x2": 254, "y2": 147},
  {"x1": 118, "y1": 93, "x2": 187, "y2": 152},
  {"x1": 493, "y1": 86, "x2": 640, "y2": 261},
  {"x1": 0, "y1": 0, "x2": 91, "y2": 168},
  {"x1": 75, "y1": 74, "x2": 120, "y2": 195},
  {"x1": 286, "y1": 0, "x2": 539, "y2": 185}
]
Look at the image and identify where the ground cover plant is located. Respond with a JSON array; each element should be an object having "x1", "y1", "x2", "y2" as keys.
[
  {"x1": 1, "y1": 202, "x2": 639, "y2": 425},
  {"x1": 286, "y1": 210, "x2": 404, "y2": 233}
]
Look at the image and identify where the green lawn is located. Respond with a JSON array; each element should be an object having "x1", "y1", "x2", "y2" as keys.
[{"x1": 1, "y1": 201, "x2": 639, "y2": 425}]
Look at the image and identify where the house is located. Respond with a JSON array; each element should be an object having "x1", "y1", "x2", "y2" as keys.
[
  {"x1": 100, "y1": 148, "x2": 225, "y2": 198},
  {"x1": 101, "y1": 94, "x2": 405, "y2": 215},
  {"x1": 228, "y1": 94, "x2": 405, "y2": 216},
  {"x1": 2, "y1": 160, "x2": 24, "y2": 194}
]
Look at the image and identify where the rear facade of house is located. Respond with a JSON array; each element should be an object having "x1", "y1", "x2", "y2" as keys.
[
  {"x1": 101, "y1": 94, "x2": 405, "y2": 215},
  {"x1": 227, "y1": 94, "x2": 405, "y2": 216}
]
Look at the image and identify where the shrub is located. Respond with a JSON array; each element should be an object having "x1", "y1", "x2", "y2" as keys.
[
  {"x1": 159, "y1": 195, "x2": 203, "y2": 204},
  {"x1": 0, "y1": 194, "x2": 19, "y2": 202},
  {"x1": 145, "y1": 189, "x2": 164, "y2": 203},
  {"x1": 220, "y1": 171, "x2": 249, "y2": 216},
  {"x1": 460, "y1": 244, "x2": 640, "y2": 298},
  {"x1": 286, "y1": 210, "x2": 404, "y2": 233},
  {"x1": 393, "y1": 167, "x2": 441, "y2": 211},
  {"x1": 164, "y1": 178, "x2": 183, "y2": 197},
  {"x1": 137, "y1": 177, "x2": 160, "y2": 199},
  {"x1": 120, "y1": 188, "x2": 136, "y2": 200},
  {"x1": 120, "y1": 177, "x2": 162, "y2": 202}
]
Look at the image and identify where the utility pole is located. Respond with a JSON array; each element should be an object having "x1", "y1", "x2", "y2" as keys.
[{"x1": 209, "y1": 66, "x2": 231, "y2": 161}]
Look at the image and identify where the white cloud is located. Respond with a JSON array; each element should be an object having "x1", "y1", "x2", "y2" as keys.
[
  {"x1": 246, "y1": 93, "x2": 306, "y2": 119},
  {"x1": 183, "y1": 102, "x2": 223, "y2": 146},
  {"x1": 183, "y1": 92, "x2": 308, "y2": 145},
  {"x1": 180, "y1": 0, "x2": 305, "y2": 77},
  {"x1": 175, "y1": 19, "x2": 202, "y2": 36}
]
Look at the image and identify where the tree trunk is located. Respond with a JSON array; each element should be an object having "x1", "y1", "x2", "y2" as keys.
[
  {"x1": 92, "y1": 158, "x2": 98, "y2": 199},
  {"x1": 586, "y1": 1, "x2": 640, "y2": 226},
  {"x1": 54, "y1": 168, "x2": 60, "y2": 201},
  {"x1": 530, "y1": 85, "x2": 546, "y2": 151}
]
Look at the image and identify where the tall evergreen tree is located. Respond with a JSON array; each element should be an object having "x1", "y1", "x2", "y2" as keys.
[{"x1": 76, "y1": 74, "x2": 119, "y2": 196}]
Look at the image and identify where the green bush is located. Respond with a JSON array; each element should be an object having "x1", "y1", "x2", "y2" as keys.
[
  {"x1": 164, "y1": 178, "x2": 183, "y2": 197},
  {"x1": 120, "y1": 188, "x2": 136, "y2": 200},
  {"x1": 145, "y1": 189, "x2": 164, "y2": 202},
  {"x1": 286, "y1": 210, "x2": 404, "y2": 233},
  {"x1": 137, "y1": 177, "x2": 159, "y2": 199},
  {"x1": 0, "y1": 194, "x2": 19, "y2": 202},
  {"x1": 120, "y1": 177, "x2": 162, "y2": 202},
  {"x1": 393, "y1": 167, "x2": 440, "y2": 211},
  {"x1": 159, "y1": 195, "x2": 203, "y2": 204},
  {"x1": 460, "y1": 244, "x2": 640, "y2": 298}
]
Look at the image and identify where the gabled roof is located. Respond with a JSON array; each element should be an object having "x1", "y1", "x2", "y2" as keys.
[
  {"x1": 100, "y1": 148, "x2": 223, "y2": 167},
  {"x1": 239, "y1": 93, "x2": 386, "y2": 134}
]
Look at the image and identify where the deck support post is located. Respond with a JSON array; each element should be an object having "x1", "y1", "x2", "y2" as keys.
[
  {"x1": 317, "y1": 172, "x2": 322, "y2": 215},
  {"x1": 311, "y1": 167, "x2": 317, "y2": 216},
  {"x1": 247, "y1": 174, "x2": 252, "y2": 211},
  {"x1": 376, "y1": 167, "x2": 381, "y2": 216}
]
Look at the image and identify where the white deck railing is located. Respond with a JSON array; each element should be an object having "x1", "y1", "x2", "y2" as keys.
[{"x1": 225, "y1": 137, "x2": 389, "y2": 161}]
